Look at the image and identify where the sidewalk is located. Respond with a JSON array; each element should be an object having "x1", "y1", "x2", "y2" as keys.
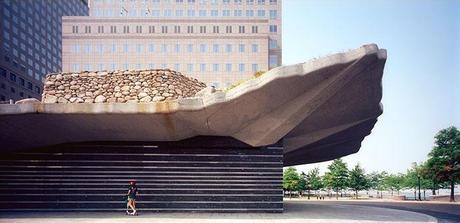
[{"x1": 0, "y1": 201, "x2": 436, "y2": 223}]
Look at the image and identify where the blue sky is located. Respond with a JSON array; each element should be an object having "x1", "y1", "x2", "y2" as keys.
[{"x1": 282, "y1": 0, "x2": 460, "y2": 174}]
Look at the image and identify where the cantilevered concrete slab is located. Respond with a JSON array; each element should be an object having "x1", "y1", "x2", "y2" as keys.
[{"x1": 0, "y1": 44, "x2": 386, "y2": 166}]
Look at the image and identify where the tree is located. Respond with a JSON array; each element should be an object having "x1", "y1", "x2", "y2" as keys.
[
  {"x1": 383, "y1": 174, "x2": 404, "y2": 196},
  {"x1": 283, "y1": 167, "x2": 300, "y2": 198},
  {"x1": 404, "y1": 162, "x2": 422, "y2": 200},
  {"x1": 306, "y1": 167, "x2": 323, "y2": 197},
  {"x1": 299, "y1": 172, "x2": 307, "y2": 197},
  {"x1": 349, "y1": 163, "x2": 369, "y2": 199},
  {"x1": 325, "y1": 159, "x2": 349, "y2": 199},
  {"x1": 368, "y1": 171, "x2": 387, "y2": 198},
  {"x1": 426, "y1": 126, "x2": 460, "y2": 202}
]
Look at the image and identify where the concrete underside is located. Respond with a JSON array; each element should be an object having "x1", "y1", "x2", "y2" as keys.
[{"x1": 0, "y1": 44, "x2": 386, "y2": 166}]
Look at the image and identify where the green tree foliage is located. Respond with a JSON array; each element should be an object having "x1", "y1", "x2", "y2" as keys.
[
  {"x1": 307, "y1": 167, "x2": 324, "y2": 194},
  {"x1": 299, "y1": 172, "x2": 307, "y2": 196},
  {"x1": 426, "y1": 126, "x2": 460, "y2": 202},
  {"x1": 367, "y1": 171, "x2": 387, "y2": 198},
  {"x1": 283, "y1": 167, "x2": 300, "y2": 198},
  {"x1": 325, "y1": 159, "x2": 349, "y2": 199},
  {"x1": 383, "y1": 174, "x2": 404, "y2": 196},
  {"x1": 349, "y1": 163, "x2": 369, "y2": 199}
]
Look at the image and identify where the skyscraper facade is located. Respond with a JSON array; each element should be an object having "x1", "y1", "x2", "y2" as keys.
[
  {"x1": 62, "y1": 0, "x2": 281, "y2": 88},
  {"x1": 0, "y1": 0, "x2": 89, "y2": 102}
]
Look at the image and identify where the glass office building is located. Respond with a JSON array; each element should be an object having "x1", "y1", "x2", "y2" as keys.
[{"x1": 0, "y1": 0, "x2": 88, "y2": 102}]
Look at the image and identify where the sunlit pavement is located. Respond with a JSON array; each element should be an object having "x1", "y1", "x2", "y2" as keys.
[{"x1": 0, "y1": 201, "x2": 438, "y2": 223}]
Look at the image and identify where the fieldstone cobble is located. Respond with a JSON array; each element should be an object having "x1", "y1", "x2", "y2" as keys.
[{"x1": 42, "y1": 69, "x2": 206, "y2": 104}]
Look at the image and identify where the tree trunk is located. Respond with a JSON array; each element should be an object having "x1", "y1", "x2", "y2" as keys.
[
  {"x1": 450, "y1": 180, "x2": 455, "y2": 202},
  {"x1": 414, "y1": 189, "x2": 416, "y2": 201},
  {"x1": 336, "y1": 191, "x2": 338, "y2": 200},
  {"x1": 423, "y1": 190, "x2": 426, "y2": 200},
  {"x1": 432, "y1": 181, "x2": 436, "y2": 195}
]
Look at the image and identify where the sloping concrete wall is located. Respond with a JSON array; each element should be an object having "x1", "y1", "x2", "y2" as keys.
[{"x1": 0, "y1": 44, "x2": 386, "y2": 165}]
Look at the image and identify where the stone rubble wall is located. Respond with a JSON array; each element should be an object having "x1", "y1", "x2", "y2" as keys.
[{"x1": 42, "y1": 69, "x2": 206, "y2": 103}]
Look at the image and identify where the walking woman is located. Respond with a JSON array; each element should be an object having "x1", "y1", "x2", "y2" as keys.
[{"x1": 126, "y1": 180, "x2": 138, "y2": 215}]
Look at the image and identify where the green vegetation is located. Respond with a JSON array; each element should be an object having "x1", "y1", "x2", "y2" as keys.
[{"x1": 283, "y1": 126, "x2": 460, "y2": 202}]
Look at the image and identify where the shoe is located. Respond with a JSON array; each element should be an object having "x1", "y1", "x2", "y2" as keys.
[{"x1": 132, "y1": 210, "x2": 137, "y2": 216}]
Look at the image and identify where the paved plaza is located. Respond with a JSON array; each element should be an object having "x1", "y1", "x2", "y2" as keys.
[{"x1": 0, "y1": 201, "x2": 439, "y2": 223}]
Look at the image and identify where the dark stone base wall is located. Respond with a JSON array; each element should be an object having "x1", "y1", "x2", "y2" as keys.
[{"x1": 0, "y1": 142, "x2": 283, "y2": 212}]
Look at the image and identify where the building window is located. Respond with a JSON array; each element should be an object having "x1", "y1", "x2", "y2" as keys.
[
  {"x1": 35, "y1": 86, "x2": 40, "y2": 94},
  {"x1": 251, "y1": 25, "x2": 258, "y2": 33},
  {"x1": 162, "y1": 26, "x2": 168, "y2": 33},
  {"x1": 1, "y1": 68, "x2": 7, "y2": 78},
  {"x1": 161, "y1": 44, "x2": 168, "y2": 53},
  {"x1": 269, "y1": 39, "x2": 277, "y2": 49},
  {"x1": 123, "y1": 26, "x2": 130, "y2": 33},
  {"x1": 246, "y1": 0, "x2": 254, "y2": 4},
  {"x1": 223, "y1": 0, "x2": 230, "y2": 4},
  {"x1": 257, "y1": 0, "x2": 265, "y2": 4},
  {"x1": 110, "y1": 26, "x2": 117, "y2": 33},
  {"x1": 211, "y1": 10, "x2": 218, "y2": 16},
  {"x1": 85, "y1": 26, "x2": 91, "y2": 33},
  {"x1": 187, "y1": 44, "x2": 193, "y2": 53},
  {"x1": 152, "y1": 10, "x2": 160, "y2": 16},
  {"x1": 174, "y1": 64, "x2": 180, "y2": 71},
  {"x1": 269, "y1": 10, "x2": 277, "y2": 19},
  {"x1": 164, "y1": 9, "x2": 172, "y2": 16},
  {"x1": 251, "y1": 44, "x2": 258, "y2": 53},
  {"x1": 235, "y1": 10, "x2": 242, "y2": 17},
  {"x1": 200, "y1": 26, "x2": 206, "y2": 33},
  {"x1": 175, "y1": 44, "x2": 180, "y2": 53},
  {"x1": 223, "y1": 10, "x2": 230, "y2": 16},
  {"x1": 10, "y1": 73, "x2": 16, "y2": 82},
  {"x1": 225, "y1": 26, "x2": 232, "y2": 33},
  {"x1": 239, "y1": 44, "x2": 245, "y2": 53},
  {"x1": 269, "y1": 55, "x2": 278, "y2": 67},
  {"x1": 225, "y1": 63, "x2": 232, "y2": 72},
  {"x1": 257, "y1": 10, "x2": 265, "y2": 17},
  {"x1": 149, "y1": 63, "x2": 155, "y2": 69},
  {"x1": 226, "y1": 44, "x2": 232, "y2": 53},
  {"x1": 19, "y1": 77, "x2": 25, "y2": 86},
  {"x1": 123, "y1": 44, "x2": 129, "y2": 53},
  {"x1": 213, "y1": 64, "x2": 219, "y2": 72},
  {"x1": 174, "y1": 25, "x2": 181, "y2": 33},
  {"x1": 213, "y1": 26, "x2": 219, "y2": 33},
  {"x1": 136, "y1": 25, "x2": 142, "y2": 33},
  {"x1": 10, "y1": 87, "x2": 15, "y2": 93},
  {"x1": 149, "y1": 26, "x2": 155, "y2": 33},
  {"x1": 136, "y1": 44, "x2": 143, "y2": 53},
  {"x1": 246, "y1": 10, "x2": 254, "y2": 17},
  {"x1": 269, "y1": 25, "x2": 278, "y2": 33},
  {"x1": 238, "y1": 26, "x2": 245, "y2": 33},
  {"x1": 98, "y1": 26, "x2": 104, "y2": 33},
  {"x1": 187, "y1": 64, "x2": 193, "y2": 72},
  {"x1": 270, "y1": 0, "x2": 277, "y2": 4},
  {"x1": 187, "y1": 10, "x2": 195, "y2": 17},
  {"x1": 252, "y1": 64, "x2": 258, "y2": 72},
  {"x1": 199, "y1": 10, "x2": 206, "y2": 16},
  {"x1": 187, "y1": 26, "x2": 194, "y2": 33},
  {"x1": 72, "y1": 25, "x2": 79, "y2": 33},
  {"x1": 200, "y1": 44, "x2": 207, "y2": 53},
  {"x1": 149, "y1": 44, "x2": 155, "y2": 52},
  {"x1": 72, "y1": 64, "x2": 79, "y2": 72},
  {"x1": 213, "y1": 44, "x2": 219, "y2": 53},
  {"x1": 239, "y1": 64, "x2": 245, "y2": 72},
  {"x1": 176, "y1": 10, "x2": 184, "y2": 16},
  {"x1": 200, "y1": 64, "x2": 206, "y2": 72}
]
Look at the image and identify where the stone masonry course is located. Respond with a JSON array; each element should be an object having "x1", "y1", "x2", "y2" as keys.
[{"x1": 42, "y1": 69, "x2": 207, "y2": 103}]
